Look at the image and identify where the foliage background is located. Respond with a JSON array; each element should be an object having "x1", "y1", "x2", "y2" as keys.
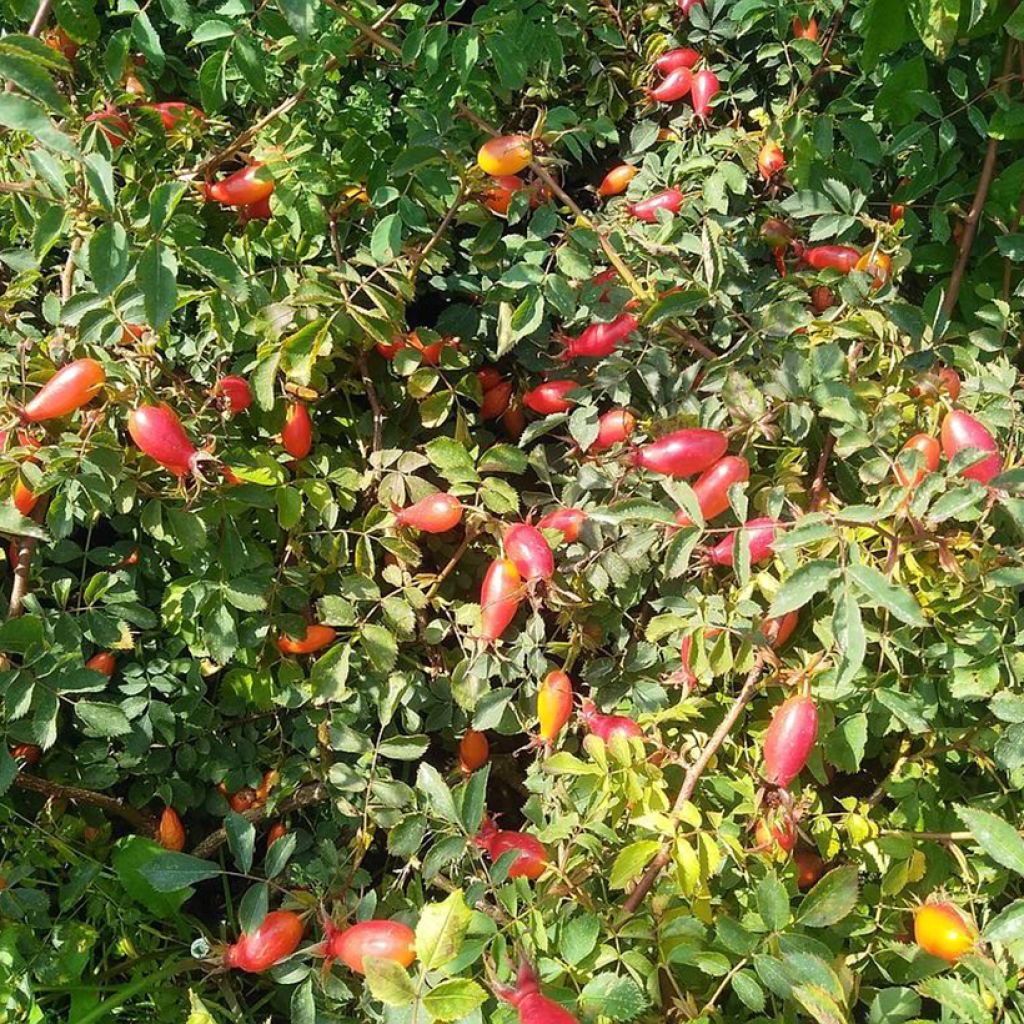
[{"x1": 1, "y1": 0, "x2": 1024, "y2": 1021}]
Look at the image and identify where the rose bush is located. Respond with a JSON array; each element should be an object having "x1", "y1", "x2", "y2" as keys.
[{"x1": 1, "y1": 0, "x2": 1024, "y2": 1021}]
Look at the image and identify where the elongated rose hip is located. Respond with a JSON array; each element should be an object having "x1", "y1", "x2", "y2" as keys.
[
  {"x1": 394, "y1": 493, "x2": 463, "y2": 533},
  {"x1": 474, "y1": 819, "x2": 549, "y2": 879},
  {"x1": 940, "y1": 410, "x2": 1001, "y2": 484},
  {"x1": 654, "y1": 47, "x2": 700, "y2": 73},
  {"x1": 592, "y1": 408, "x2": 636, "y2": 451},
  {"x1": 21, "y1": 359, "x2": 106, "y2": 422},
  {"x1": 523, "y1": 380, "x2": 579, "y2": 414},
  {"x1": 632, "y1": 428, "x2": 727, "y2": 478},
  {"x1": 560, "y1": 314, "x2": 638, "y2": 360},
  {"x1": 479, "y1": 558, "x2": 523, "y2": 642},
  {"x1": 647, "y1": 67, "x2": 692, "y2": 103},
  {"x1": 537, "y1": 670, "x2": 573, "y2": 746},
  {"x1": 597, "y1": 164, "x2": 638, "y2": 197},
  {"x1": 505, "y1": 523, "x2": 555, "y2": 581},
  {"x1": 224, "y1": 910, "x2": 303, "y2": 973},
  {"x1": 762, "y1": 694, "x2": 818, "y2": 786},
  {"x1": 707, "y1": 517, "x2": 781, "y2": 566},
  {"x1": 127, "y1": 404, "x2": 201, "y2": 475},
  {"x1": 802, "y1": 245, "x2": 860, "y2": 273},
  {"x1": 690, "y1": 69, "x2": 720, "y2": 118},
  {"x1": 675, "y1": 455, "x2": 749, "y2": 525},
  {"x1": 627, "y1": 188, "x2": 684, "y2": 222},
  {"x1": 323, "y1": 919, "x2": 416, "y2": 974}
]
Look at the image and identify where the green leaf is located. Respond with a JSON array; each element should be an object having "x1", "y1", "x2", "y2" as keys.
[
  {"x1": 371, "y1": 213, "x2": 403, "y2": 264},
  {"x1": 562, "y1": 912, "x2": 600, "y2": 966},
  {"x1": 955, "y1": 805, "x2": 1024, "y2": 876},
  {"x1": 290, "y1": 979, "x2": 315, "y2": 1024},
  {"x1": 983, "y1": 900, "x2": 1024, "y2": 943},
  {"x1": 139, "y1": 851, "x2": 220, "y2": 892},
  {"x1": 610, "y1": 840, "x2": 661, "y2": 890},
  {"x1": 360, "y1": 623, "x2": 397, "y2": 673},
  {"x1": 112, "y1": 837, "x2": 189, "y2": 916},
  {"x1": 0, "y1": 94, "x2": 78, "y2": 155},
  {"x1": 363, "y1": 957, "x2": 417, "y2": 1006},
  {"x1": 138, "y1": 241, "x2": 178, "y2": 329},
  {"x1": 847, "y1": 563, "x2": 927, "y2": 627},
  {"x1": 422, "y1": 978, "x2": 487, "y2": 1021},
  {"x1": 225, "y1": 811, "x2": 255, "y2": 874},
  {"x1": 277, "y1": 0, "x2": 315, "y2": 37},
  {"x1": 415, "y1": 890, "x2": 471, "y2": 971},
  {"x1": 0, "y1": 50, "x2": 69, "y2": 114},
  {"x1": 578, "y1": 974, "x2": 648, "y2": 1022},
  {"x1": 916, "y1": 975, "x2": 991, "y2": 1024},
  {"x1": 90, "y1": 222, "x2": 128, "y2": 295},
  {"x1": 768, "y1": 559, "x2": 840, "y2": 618},
  {"x1": 75, "y1": 701, "x2": 131, "y2": 737},
  {"x1": 416, "y1": 763, "x2": 460, "y2": 824},
  {"x1": 237, "y1": 882, "x2": 268, "y2": 934},
  {"x1": 797, "y1": 865, "x2": 860, "y2": 927},
  {"x1": 791, "y1": 984, "x2": 849, "y2": 1024},
  {"x1": 756, "y1": 873, "x2": 790, "y2": 932},
  {"x1": 908, "y1": 0, "x2": 960, "y2": 59}
]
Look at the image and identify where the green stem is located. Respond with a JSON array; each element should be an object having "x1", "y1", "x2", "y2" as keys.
[{"x1": 69, "y1": 959, "x2": 195, "y2": 1024}]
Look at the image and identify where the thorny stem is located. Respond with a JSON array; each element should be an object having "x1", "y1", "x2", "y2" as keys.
[
  {"x1": 14, "y1": 771, "x2": 158, "y2": 833},
  {"x1": 942, "y1": 35, "x2": 1019, "y2": 320},
  {"x1": 190, "y1": 781, "x2": 329, "y2": 858},
  {"x1": 620, "y1": 654, "x2": 769, "y2": 916}
]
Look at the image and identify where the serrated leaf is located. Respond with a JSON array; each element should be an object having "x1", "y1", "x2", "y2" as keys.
[
  {"x1": 415, "y1": 890, "x2": 471, "y2": 971},
  {"x1": 955, "y1": 805, "x2": 1024, "y2": 876},
  {"x1": 847, "y1": 563, "x2": 927, "y2": 626},
  {"x1": 798, "y1": 865, "x2": 860, "y2": 927}
]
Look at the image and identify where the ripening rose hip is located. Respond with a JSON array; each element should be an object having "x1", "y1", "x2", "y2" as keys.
[
  {"x1": 324, "y1": 919, "x2": 416, "y2": 974},
  {"x1": 479, "y1": 558, "x2": 523, "y2": 643},
  {"x1": 156, "y1": 807, "x2": 186, "y2": 851},
  {"x1": 523, "y1": 380, "x2": 578, "y2": 415},
  {"x1": 394, "y1": 493, "x2": 463, "y2": 533},
  {"x1": 475, "y1": 819, "x2": 549, "y2": 879},
  {"x1": 627, "y1": 188, "x2": 684, "y2": 222},
  {"x1": 855, "y1": 250, "x2": 892, "y2": 289},
  {"x1": 597, "y1": 164, "x2": 638, "y2": 197},
  {"x1": 477, "y1": 135, "x2": 533, "y2": 176},
  {"x1": 757, "y1": 141, "x2": 785, "y2": 180},
  {"x1": 938, "y1": 367, "x2": 961, "y2": 401},
  {"x1": 206, "y1": 164, "x2": 274, "y2": 206},
  {"x1": 21, "y1": 359, "x2": 106, "y2": 422},
  {"x1": 481, "y1": 380, "x2": 514, "y2": 420},
  {"x1": 894, "y1": 434, "x2": 940, "y2": 489},
  {"x1": 12, "y1": 479, "x2": 37, "y2": 517},
  {"x1": 941, "y1": 410, "x2": 1001, "y2": 484},
  {"x1": 914, "y1": 903, "x2": 976, "y2": 962},
  {"x1": 537, "y1": 507, "x2": 586, "y2": 544},
  {"x1": 755, "y1": 813, "x2": 797, "y2": 856},
  {"x1": 276, "y1": 624, "x2": 336, "y2": 655},
  {"x1": 459, "y1": 729, "x2": 489, "y2": 773},
  {"x1": 560, "y1": 314, "x2": 638, "y2": 359},
  {"x1": 282, "y1": 402, "x2": 312, "y2": 460},
  {"x1": 592, "y1": 408, "x2": 636, "y2": 451},
  {"x1": 225, "y1": 910, "x2": 304, "y2": 973},
  {"x1": 537, "y1": 670, "x2": 573, "y2": 746},
  {"x1": 792, "y1": 15, "x2": 819, "y2": 39},
  {"x1": 86, "y1": 107, "x2": 133, "y2": 146},
  {"x1": 654, "y1": 47, "x2": 700, "y2": 73},
  {"x1": 677, "y1": 0, "x2": 704, "y2": 15},
  {"x1": 86, "y1": 652, "x2": 117, "y2": 677},
  {"x1": 707, "y1": 517, "x2": 781, "y2": 566},
  {"x1": 128, "y1": 404, "x2": 201, "y2": 476},
  {"x1": 794, "y1": 848, "x2": 824, "y2": 889},
  {"x1": 578, "y1": 698, "x2": 643, "y2": 742},
  {"x1": 142, "y1": 102, "x2": 205, "y2": 131},
  {"x1": 764, "y1": 610, "x2": 799, "y2": 647},
  {"x1": 762, "y1": 694, "x2": 818, "y2": 787},
  {"x1": 632, "y1": 428, "x2": 728, "y2": 478},
  {"x1": 10, "y1": 743, "x2": 40, "y2": 765},
  {"x1": 802, "y1": 245, "x2": 859, "y2": 273},
  {"x1": 213, "y1": 375, "x2": 252, "y2": 414},
  {"x1": 504, "y1": 523, "x2": 554, "y2": 581},
  {"x1": 647, "y1": 67, "x2": 692, "y2": 103},
  {"x1": 491, "y1": 959, "x2": 580, "y2": 1024},
  {"x1": 483, "y1": 175, "x2": 525, "y2": 215},
  {"x1": 674, "y1": 455, "x2": 749, "y2": 526},
  {"x1": 690, "y1": 69, "x2": 720, "y2": 118}
]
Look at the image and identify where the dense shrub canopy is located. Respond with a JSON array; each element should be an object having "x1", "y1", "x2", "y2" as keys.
[{"x1": 1, "y1": 0, "x2": 1024, "y2": 1021}]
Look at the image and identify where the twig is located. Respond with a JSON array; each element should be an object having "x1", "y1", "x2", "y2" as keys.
[
  {"x1": 356, "y1": 352, "x2": 384, "y2": 479},
  {"x1": 26, "y1": 0, "x2": 53, "y2": 35},
  {"x1": 425, "y1": 526, "x2": 479, "y2": 601},
  {"x1": 810, "y1": 431, "x2": 834, "y2": 511},
  {"x1": 323, "y1": 0, "x2": 402, "y2": 56},
  {"x1": 14, "y1": 771, "x2": 158, "y2": 833},
  {"x1": 620, "y1": 655, "x2": 768, "y2": 916},
  {"x1": 942, "y1": 36, "x2": 1018, "y2": 320},
  {"x1": 409, "y1": 183, "x2": 467, "y2": 281},
  {"x1": 190, "y1": 781, "x2": 329, "y2": 858},
  {"x1": 61, "y1": 236, "x2": 81, "y2": 303},
  {"x1": 7, "y1": 496, "x2": 49, "y2": 619},
  {"x1": 190, "y1": 58, "x2": 339, "y2": 179}
]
